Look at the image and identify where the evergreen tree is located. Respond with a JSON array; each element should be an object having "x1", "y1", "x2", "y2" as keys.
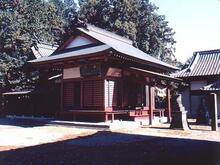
[
  {"x1": 78, "y1": 0, "x2": 177, "y2": 65},
  {"x1": 49, "y1": 0, "x2": 77, "y2": 23},
  {"x1": 0, "y1": 0, "x2": 29, "y2": 89},
  {"x1": 0, "y1": 0, "x2": 179, "y2": 91},
  {"x1": 0, "y1": 0, "x2": 65, "y2": 90},
  {"x1": 79, "y1": 0, "x2": 112, "y2": 30}
]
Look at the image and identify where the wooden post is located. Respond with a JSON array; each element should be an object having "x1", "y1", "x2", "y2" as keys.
[
  {"x1": 121, "y1": 78, "x2": 124, "y2": 109},
  {"x1": 105, "y1": 113, "x2": 108, "y2": 122},
  {"x1": 80, "y1": 81, "x2": 83, "y2": 109},
  {"x1": 149, "y1": 85, "x2": 154, "y2": 125},
  {"x1": 209, "y1": 93, "x2": 218, "y2": 131},
  {"x1": 60, "y1": 71, "x2": 64, "y2": 115},
  {"x1": 166, "y1": 88, "x2": 171, "y2": 123}
]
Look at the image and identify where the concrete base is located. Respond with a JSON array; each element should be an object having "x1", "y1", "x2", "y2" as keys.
[
  {"x1": 50, "y1": 120, "x2": 141, "y2": 131},
  {"x1": 160, "y1": 117, "x2": 168, "y2": 123},
  {"x1": 138, "y1": 117, "x2": 168, "y2": 126},
  {"x1": 170, "y1": 111, "x2": 189, "y2": 130},
  {"x1": 5, "y1": 116, "x2": 141, "y2": 131}
]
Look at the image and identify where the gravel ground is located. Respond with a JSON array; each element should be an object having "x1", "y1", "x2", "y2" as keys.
[
  {"x1": 0, "y1": 118, "x2": 219, "y2": 165},
  {"x1": 0, "y1": 118, "x2": 97, "y2": 150}
]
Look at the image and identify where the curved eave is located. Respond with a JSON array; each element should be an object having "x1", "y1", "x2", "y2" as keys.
[
  {"x1": 28, "y1": 44, "x2": 111, "y2": 65},
  {"x1": 111, "y1": 50, "x2": 178, "y2": 72}
]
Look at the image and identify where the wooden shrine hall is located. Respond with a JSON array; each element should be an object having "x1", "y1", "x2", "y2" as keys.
[{"x1": 29, "y1": 24, "x2": 180, "y2": 124}]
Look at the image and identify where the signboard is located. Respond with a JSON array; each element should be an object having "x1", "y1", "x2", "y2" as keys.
[
  {"x1": 63, "y1": 67, "x2": 81, "y2": 79},
  {"x1": 106, "y1": 68, "x2": 122, "y2": 77},
  {"x1": 80, "y1": 64, "x2": 101, "y2": 77}
]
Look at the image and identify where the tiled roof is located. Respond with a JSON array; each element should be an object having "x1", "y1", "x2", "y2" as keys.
[{"x1": 174, "y1": 49, "x2": 220, "y2": 78}]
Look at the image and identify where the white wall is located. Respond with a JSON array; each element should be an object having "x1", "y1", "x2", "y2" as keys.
[{"x1": 66, "y1": 36, "x2": 94, "y2": 49}]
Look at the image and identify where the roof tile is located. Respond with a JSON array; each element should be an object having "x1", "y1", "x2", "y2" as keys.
[{"x1": 174, "y1": 49, "x2": 220, "y2": 77}]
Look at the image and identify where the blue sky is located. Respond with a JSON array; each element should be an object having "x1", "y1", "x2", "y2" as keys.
[{"x1": 151, "y1": 0, "x2": 220, "y2": 63}]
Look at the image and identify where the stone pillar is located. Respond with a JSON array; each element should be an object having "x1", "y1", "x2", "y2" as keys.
[
  {"x1": 170, "y1": 94, "x2": 189, "y2": 130},
  {"x1": 209, "y1": 93, "x2": 218, "y2": 131}
]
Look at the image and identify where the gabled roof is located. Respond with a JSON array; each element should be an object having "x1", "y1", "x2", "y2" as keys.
[
  {"x1": 174, "y1": 49, "x2": 220, "y2": 78},
  {"x1": 29, "y1": 24, "x2": 177, "y2": 71},
  {"x1": 29, "y1": 44, "x2": 111, "y2": 63},
  {"x1": 78, "y1": 25, "x2": 177, "y2": 70}
]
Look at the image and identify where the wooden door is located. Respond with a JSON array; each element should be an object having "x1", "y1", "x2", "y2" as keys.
[{"x1": 63, "y1": 82, "x2": 81, "y2": 110}]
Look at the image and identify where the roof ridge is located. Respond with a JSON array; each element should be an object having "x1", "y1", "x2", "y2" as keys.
[
  {"x1": 187, "y1": 53, "x2": 200, "y2": 72},
  {"x1": 194, "y1": 49, "x2": 220, "y2": 55},
  {"x1": 85, "y1": 24, "x2": 133, "y2": 45},
  {"x1": 78, "y1": 24, "x2": 177, "y2": 70}
]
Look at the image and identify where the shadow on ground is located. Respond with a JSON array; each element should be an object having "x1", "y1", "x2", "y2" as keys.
[
  {"x1": 0, "y1": 117, "x2": 50, "y2": 128},
  {"x1": 0, "y1": 131, "x2": 219, "y2": 165}
]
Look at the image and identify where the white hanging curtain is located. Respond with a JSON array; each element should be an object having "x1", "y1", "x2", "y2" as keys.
[{"x1": 155, "y1": 87, "x2": 167, "y2": 97}]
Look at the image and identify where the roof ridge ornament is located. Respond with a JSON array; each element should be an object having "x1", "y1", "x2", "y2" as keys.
[{"x1": 187, "y1": 52, "x2": 200, "y2": 72}]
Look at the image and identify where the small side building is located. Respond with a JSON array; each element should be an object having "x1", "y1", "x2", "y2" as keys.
[
  {"x1": 174, "y1": 49, "x2": 220, "y2": 118},
  {"x1": 2, "y1": 43, "x2": 59, "y2": 117}
]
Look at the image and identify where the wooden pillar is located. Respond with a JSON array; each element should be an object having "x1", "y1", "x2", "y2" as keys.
[
  {"x1": 80, "y1": 81, "x2": 83, "y2": 109},
  {"x1": 60, "y1": 71, "x2": 64, "y2": 115},
  {"x1": 166, "y1": 88, "x2": 171, "y2": 123},
  {"x1": 121, "y1": 78, "x2": 124, "y2": 109},
  {"x1": 209, "y1": 93, "x2": 218, "y2": 131},
  {"x1": 149, "y1": 85, "x2": 154, "y2": 125}
]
